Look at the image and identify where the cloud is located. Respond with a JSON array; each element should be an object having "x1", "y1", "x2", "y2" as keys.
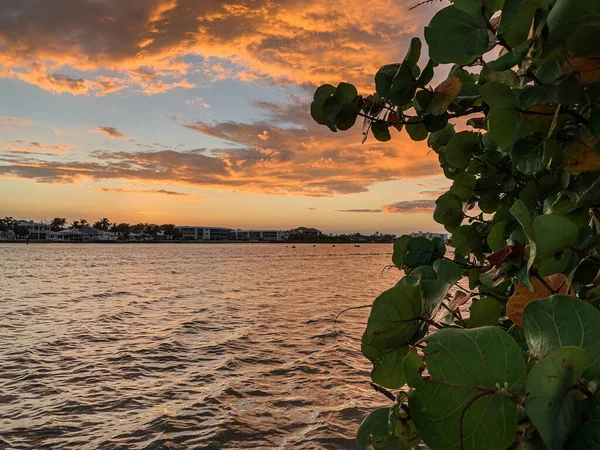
[
  {"x1": 186, "y1": 97, "x2": 211, "y2": 108},
  {"x1": 0, "y1": 116, "x2": 35, "y2": 127},
  {"x1": 98, "y1": 188, "x2": 190, "y2": 196},
  {"x1": 381, "y1": 200, "x2": 436, "y2": 214},
  {"x1": 0, "y1": 141, "x2": 74, "y2": 156},
  {"x1": 417, "y1": 188, "x2": 448, "y2": 198},
  {"x1": 335, "y1": 208, "x2": 382, "y2": 213},
  {"x1": 0, "y1": 0, "x2": 440, "y2": 95},
  {"x1": 90, "y1": 126, "x2": 127, "y2": 140},
  {"x1": 0, "y1": 99, "x2": 441, "y2": 195}
]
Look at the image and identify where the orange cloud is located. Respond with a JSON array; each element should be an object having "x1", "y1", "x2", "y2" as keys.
[
  {"x1": 0, "y1": 0, "x2": 439, "y2": 94},
  {"x1": 89, "y1": 126, "x2": 127, "y2": 140},
  {"x1": 381, "y1": 200, "x2": 435, "y2": 214}
]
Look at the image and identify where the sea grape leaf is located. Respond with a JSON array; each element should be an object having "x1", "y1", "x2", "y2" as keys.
[
  {"x1": 488, "y1": 220, "x2": 507, "y2": 253},
  {"x1": 362, "y1": 285, "x2": 423, "y2": 351},
  {"x1": 417, "y1": 59, "x2": 436, "y2": 87},
  {"x1": 452, "y1": 0, "x2": 504, "y2": 18},
  {"x1": 466, "y1": 296, "x2": 502, "y2": 328},
  {"x1": 409, "y1": 327, "x2": 527, "y2": 450},
  {"x1": 445, "y1": 131, "x2": 480, "y2": 169},
  {"x1": 488, "y1": 39, "x2": 534, "y2": 71},
  {"x1": 499, "y1": 0, "x2": 552, "y2": 48},
  {"x1": 449, "y1": 172, "x2": 476, "y2": 201},
  {"x1": 546, "y1": 0, "x2": 600, "y2": 52},
  {"x1": 429, "y1": 76, "x2": 462, "y2": 115},
  {"x1": 452, "y1": 225, "x2": 483, "y2": 257},
  {"x1": 567, "y1": 392, "x2": 600, "y2": 449},
  {"x1": 525, "y1": 346, "x2": 591, "y2": 450},
  {"x1": 428, "y1": 123, "x2": 455, "y2": 151},
  {"x1": 523, "y1": 295, "x2": 600, "y2": 378},
  {"x1": 532, "y1": 214, "x2": 578, "y2": 261},
  {"x1": 507, "y1": 274, "x2": 570, "y2": 327},
  {"x1": 424, "y1": 6, "x2": 490, "y2": 65},
  {"x1": 310, "y1": 84, "x2": 337, "y2": 129},
  {"x1": 357, "y1": 407, "x2": 409, "y2": 449},
  {"x1": 392, "y1": 235, "x2": 412, "y2": 268},
  {"x1": 371, "y1": 120, "x2": 391, "y2": 142},
  {"x1": 369, "y1": 346, "x2": 410, "y2": 389},
  {"x1": 480, "y1": 82, "x2": 520, "y2": 109},
  {"x1": 510, "y1": 200, "x2": 537, "y2": 276},
  {"x1": 433, "y1": 259, "x2": 463, "y2": 285},
  {"x1": 405, "y1": 117, "x2": 428, "y2": 141},
  {"x1": 434, "y1": 192, "x2": 464, "y2": 232},
  {"x1": 403, "y1": 37, "x2": 422, "y2": 68},
  {"x1": 511, "y1": 133, "x2": 545, "y2": 175},
  {"x1": 405, "y1": 237, "x2": 434, "y2": 268},
  {"x1": 488, "y1": 107, "x2": 521, "y2": 148},
  {"x1": 334, "y1": 82, "x2": 358, "y2": 104}
]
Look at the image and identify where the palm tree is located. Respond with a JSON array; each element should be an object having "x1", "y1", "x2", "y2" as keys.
[
  {"x1": 71, "y1": 220, "x2": 80, "y2": 229},
  {"x1": 80, "y1": 219, "x2": 89, "y2": 227},
  {"x1": 93, "y1": 218, "x2": 111, "y2": 231},
  {"x1": 51, "y1": 217, "x2": 67, "y2": 231}
]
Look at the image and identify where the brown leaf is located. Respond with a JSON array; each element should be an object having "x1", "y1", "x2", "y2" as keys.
[
  {"x1": 449, "y1": 290, "x2": 470, "y2": 311},
  {"x1": 567, "y1": 57, "x2": 600, "y2": 85},
  {"x1": 507, "y1": 273, "x2": 571, "y2": 327},
  {"x1": 429, "y1": 77, "x2": 462, "y2": 115},
  {"x1": 563, "y1": 130, "x2": 600, "y2": 173}
]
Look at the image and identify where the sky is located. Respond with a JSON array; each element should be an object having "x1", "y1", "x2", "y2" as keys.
[{"x1": 0, "y1": 0, "x2": 451, "y2": 234}]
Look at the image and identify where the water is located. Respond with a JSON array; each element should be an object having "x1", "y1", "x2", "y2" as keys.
[{"x1": 0, "y1": 243, "x2": 399, "y2": 449}]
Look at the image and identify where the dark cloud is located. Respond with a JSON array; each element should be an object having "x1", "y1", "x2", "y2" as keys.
[
  {"x1": 99, "y1": 188, "x2": 190, "y2": 196},
  {"x1": 381, "y1": 200, "x2": 436, "y2": 214},
  {"x1": 92, "y1": 126, "x2": 127, "y2": 139},
  {"x1": 335, "y1": 209, "x2": 382, "y2": 213}
]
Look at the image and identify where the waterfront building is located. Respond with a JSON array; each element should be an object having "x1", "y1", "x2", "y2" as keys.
[
  {"x1": 231, "y1": 229, "x2": 284, "y2": 241},
  {"x1": 410, "y1": 231, "x2": 449, "y2": 242},
  {"x1": 48, "y1": 226, "x2": 117, "y2": 242},
  {"x1": 174, "y1": 226, "x2": 230, "y2": 241},
  {"x1": 17, "y1": 220, "x2": 51, "y2": 239},
  {"x1": 288, "y1": 227, "x2": 322, "y2": 236}
]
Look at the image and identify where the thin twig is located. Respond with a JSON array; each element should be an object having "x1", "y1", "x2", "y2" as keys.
[{"x1": 334, "y1": 304, "x2": 372, "y2": 325}]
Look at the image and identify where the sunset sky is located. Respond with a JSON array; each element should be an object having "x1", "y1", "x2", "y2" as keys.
[{"x1": 0, "y1": 0, "x2": 450, "y2": 234}]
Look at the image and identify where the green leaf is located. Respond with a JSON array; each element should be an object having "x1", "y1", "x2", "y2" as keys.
[
  {"x1": 362, "y1": 285, "x2": 423, "y2": 351},
  {"x1": 547, "y1": 0, "x2": 600, "y2": 52},
  {"x1": 488, "y1": 107, "x2": 522, "y2": 148},
  {"x1": 488, "y1": 39, "x2": 534, "y2": 71},
  {"x1": 334, "y1": 82, "x2": 358, "y2": 104},
  {"x1": 511, "y1": 133, "x2": 545, "y2": 175},
  {"x1": 567, "y1": 23, "x2": 600, "y2": 58},
  {"x1": 406, "y1": 117, "x2": 428, "y2": 141},
  {"x1": 371, "y1": 120, "x2": 391, "y2": 142},
  {"x1": 533, "y1": 214, "x2": 578, "y2": 261},
  {"x1": 427, "y1": 123, "x2": 455, "y2": 151},
  {"x1": 523, "y1": 295, "x2": 600, "y2": 378},
  {"x1": 403, "y1": 37, "x2": 422, "y2": 67},
  {"x1": 449, "y1": 172, "x2": 476, "y2": 201},
  {"x1": 453, "y1": 224, "x2": 483, "y2": 257},
  {"x1": 323, "y1": 96, "x2": 342, "y2": 125},
  {"x1": 417, "y1": 59, "x2": 436, "y2": 87},
  {"x1": 488, "y1": 220, "x2": 507, "y2": 252},
  {"x1": 311, "y1": 84, "x2": 337, "y2": 128},
  {"x1": 409, "y1": 327, "x2": 527, "y2": 450},
  {"x1": 405, "y1": 236, "x2": 434, "y2": 268},
  {"x1": 424, "y1": 113, "x2": 449, "y2": 132},
  {"x1": 392, "y1": 235, "x2": 412, "y2": 268},
  {"x1": 434, "y1": 192, "x2": 464, "y2": 232},
  {"x1": 445, "y1": 131, "x2": 479, "y2": 169},
  {"x1": 369, "y1": 346, "x2": 410, "y2": 389},
  {"x1": 525, "y1": 346, "x2": 591, "y2": 450},
  {"x1": 520, "y1": 77, "x2": 585, "y2": 109},
  {"x1": 510, "y1": 199, "x2": 537, "y2": 275},
  {"x1": 480, "y1": 81, "x2": 520, "y2": 109},
  {"x1": 452, "y1": 0, "x2": 504, "y2": 18},
  {"x1": 403, "y1": 349, "x2": 426, "y2": 389},
  {"x1": 499, "y1": 0, "x2": 552, "y2": 48},
  {"x1": 357, "y1": 408, "x2": 391, "y2": 448},
  {"x1": 424, "y1": 6, "x2": 490, "y2": 65},
  {"x1": 466, "y1": 297, "x2": 502, "y2": 328},
  {"x1": 567, "y1": 392, "x2": 600, "y2": 449},
  {"x1": 433, "y1": 258, "x2": 463, "y2": 285},
  {"x1": 335, "y1": 101, "x2": 361, "y2": 131}
]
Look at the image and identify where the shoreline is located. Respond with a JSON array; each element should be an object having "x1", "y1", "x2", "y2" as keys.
[{"x1": 0, "y1": 240, "x2": 392, "y2": 245}]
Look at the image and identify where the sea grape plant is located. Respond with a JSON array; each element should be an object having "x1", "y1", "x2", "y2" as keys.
[{"x1": 311, "y1": 0, "x2": 600, "y2": 448}]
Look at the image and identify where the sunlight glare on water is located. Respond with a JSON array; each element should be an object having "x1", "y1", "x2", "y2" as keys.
[{"x1": 0, "y1": 243, "x2": 399, "y2": 449}]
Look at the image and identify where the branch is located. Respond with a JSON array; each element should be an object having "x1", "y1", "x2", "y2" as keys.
[{"x1": 334, "y1": 304, "x2": 372, "y2": 325}]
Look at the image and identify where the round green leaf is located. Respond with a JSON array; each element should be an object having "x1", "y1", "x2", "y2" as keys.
[
  {"x1": 371, "y1": 120, "x2": 391, "y2": 142},
  {"x1": 392, "y1": 235, "x2": 412, "y2": 268},
  {"x1": 523, "y1": 295, "x2": 600, "y2": 378},
  {"x1": 405, "y1": 237, "x2": 434, "y2": 268},
  {"x1": 409, "y1": 327, "x2": 527, "y2": 450},
  {"x1": 434, "y1": 192, "x2": 464, "y2": 232},
  {"x1": 362, "y1": 285, "x2": 423, "y2": 350},
  {"x1": 533, "y1": 214, "x2": 578, "y2": 261},
  {"x1": 424, "y1": 6, "x2": 490, "y2": 65},
  {"x1": 511, "y1": 133, "x2": 545, "y2": 175},
  {"x1": 445, "y1": 131, "x2": 479, "y2": 169},
  {"x1": 406, "y1": 117, "x2": 428, "y2": 141},
  {"x1": 466, "y1": 297, "x2": 502, "y2": 328},
  {"x1": 427, "y1": 123, "x2": 455, "y2": 151},
  {"x1": 526, "y1": 346, "x2": 591, "y2": 450},
  {"x1": 334, "y1": 82, "x2": 358, "y2": 104},
  {"x1": 449, "y1": 171, "x2": 476, "y2": 201},
  {"x1": 368, "y1": 346, "x2": 410, "y2": 389}
]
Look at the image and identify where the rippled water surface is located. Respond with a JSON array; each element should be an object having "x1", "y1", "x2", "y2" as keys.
[{"x1": 0, "y1": 243, "x2": 400, "y2": 449}]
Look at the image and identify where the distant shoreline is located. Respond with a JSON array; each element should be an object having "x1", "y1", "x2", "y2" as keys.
[{"x1": 0, "y1": 240, "x2": 392, "y2": 245}]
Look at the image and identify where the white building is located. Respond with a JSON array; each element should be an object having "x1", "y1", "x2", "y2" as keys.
[
  {"x1": 48, "y1": 226, "x2": 117, "y2": 242},
  {"x1": 231, "y1": 229, "x2": 284, "y2": 241},
  {"x1": 18, "y1": 220, "x2": 51, "y2": 239},
  {"x1": 410, "y1": 231, "x2": 449, "y2": 242},
  {"x1": 175, "y1": 226, "x2": 230, "y2": 241}
]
